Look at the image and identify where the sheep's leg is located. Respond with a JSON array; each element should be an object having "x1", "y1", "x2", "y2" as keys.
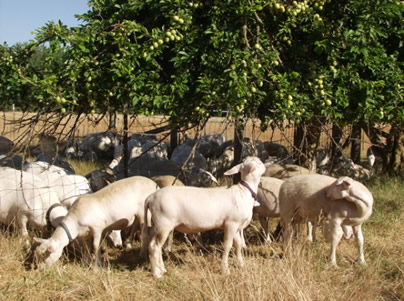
[
  {"x1": 240, "y1": 229, "x2": 247, "y2": 249},
  {"x1": 149, "y1": 228, "x2": 171, "y2": 278},
  {"x1": 353, "y1": 224, "x2": 366, "y2": 265},
  {"x1": 222, "y1": 224, "x2": 237, "y2": 275},
  {"x1": 233, "y1": 231, "x2": 245, "y2": 268},
  {"x1": 17, "y1": 214, "x2": 30, "y2": 246},
  {"x1": 280, "y1": 218, "x2": 292, "y2": 243},
  {"x1": 92, "y1": 231, "x2": 103, "y2": 266},
  {"x1": 325, "y1": 220, "x2": 343, "y2": 266},
  {"x1": 259, "y1": 217, "x2": 271, "y2": 243},
  {"x1": 148, "y1": 235, "x2": 162, "y2": 278},
  {"x1": 162, "y1": 230, "x2": 174, "y2": 252},
  {"x1": 141, "y1": 222, "x2": 153, "y2": 256},
  {"x1": 306, "y1": 221, "x2": 313, "y2": 242},
  {"x1": 307, "y1": 221, "x2": 317, "y2": 242}
]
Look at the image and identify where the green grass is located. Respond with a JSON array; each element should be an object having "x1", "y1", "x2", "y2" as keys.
[{"x1": 0, "y1": 167, "x2": 403, "y2": 300}]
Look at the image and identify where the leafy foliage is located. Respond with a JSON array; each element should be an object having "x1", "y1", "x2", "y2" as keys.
[{"x1": 0, "y1": 0, "x2": 403, "y2": 130}]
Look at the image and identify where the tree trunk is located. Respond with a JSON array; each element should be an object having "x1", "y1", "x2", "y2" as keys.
[
  {"x1": 293, "y1": 118, "x2": 322, "y2": 171},
  {"x1": 293, "y1": 123, "x2": 304, "y2": 165},
  {"x1": 123, "y1": 103, "x2": 129, "y2": 178},
  {"x1": 350, "y1": 123, "x2": 362, "y2": 164},
  {"x1": 330, "y1": 123, "x2": 343, "y2": 166},
  {"x1": 108, "y1": 110, "x2": 117, "y2": 130},
  {"x1": 232, "y1": 118, "x2": 244, "y2": 184},
  {"x1": 170, "y1": 129, "x2": 178, "y2": 157},
  {"x1": 386, "y1": 124, "x2": 404, "y2": 175}
]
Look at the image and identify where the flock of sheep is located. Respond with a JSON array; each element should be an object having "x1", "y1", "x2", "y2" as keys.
[{"x1": 0, "y1": 131, "x2": 374, "y2": 278}]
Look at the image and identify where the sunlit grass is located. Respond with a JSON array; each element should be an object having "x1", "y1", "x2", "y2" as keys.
[{"x1": 0, "y1": 175, "x2": 402, "y2": 300}]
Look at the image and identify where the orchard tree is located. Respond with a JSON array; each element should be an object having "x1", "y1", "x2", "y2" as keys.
[{"x1": 2, "y1": 0, "x2": 403, "y2": 172}]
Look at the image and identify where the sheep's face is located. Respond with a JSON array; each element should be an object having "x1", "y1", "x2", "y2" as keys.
[
  {"x1": 240, "y1": 156, "x2": 266, "y2": 180},
  {"x1": 33, "y1": 238, "x2": 63, "y2": 269},
  {"x1": 224, "y1": 156, "x2": 265, "y2": 181}
]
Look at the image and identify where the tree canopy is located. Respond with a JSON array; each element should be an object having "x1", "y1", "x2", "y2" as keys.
[{"x1": 1, "y1": 0, "x2": 402, "y2": 129}]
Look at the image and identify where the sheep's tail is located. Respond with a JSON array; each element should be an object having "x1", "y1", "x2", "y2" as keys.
[{"x1": 141, "y1": 198, "x2": 153, "y2": 257}]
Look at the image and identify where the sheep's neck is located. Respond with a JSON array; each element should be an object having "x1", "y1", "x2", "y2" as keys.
[
  {"x1": 239, "y1": 181, "x2": 257, "y2": 200},
  {"x1": 53, "y1": 218, "x2": 78, "y2": 247}
]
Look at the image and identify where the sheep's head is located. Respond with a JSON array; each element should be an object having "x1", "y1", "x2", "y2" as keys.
[
  {"x1": 88, "y1": 168, "x2": 116, "y2": 192},
  {"x1": 32, "y1": 237, "x2": 64, "y2": 269},
  {"x1": 224, "y1": 156, "x2": 265, "y2": 181}
]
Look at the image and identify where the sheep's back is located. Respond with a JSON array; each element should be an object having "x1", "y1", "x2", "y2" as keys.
[{"x1": 279, "y1": 174, "x2": 337, "y2": 220}]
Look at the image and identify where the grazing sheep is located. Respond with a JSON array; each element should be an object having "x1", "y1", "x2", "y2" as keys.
[
  {"x1": 366, "y1": 145, "x2": 386, "y2": 172},
  {"x1": 198, "y1": 134, "x2": 226, "y2": 159},
  {"x1": 328, "y1": 158, "x2": 372, "y2": 180},
  {"x1": 279, "y1": 174, "x2": 373, "y2": 266},
  {"x1": 24, "y1": 161, "x2": 91, "y2": 207},
  {"x1": 112, "y1": 136, "x2": 169, "y2": 167},
  {"x1": 79, "y1": 132, "x2": 121, "y2": 162},
  {"x1": 36, "y1": 134, "x2": 75, "y2": 173},
  {"x1": 254, "y1": 177, "x2": 284, "y2": 242},
  {"x1": 208, "y1": 145, "x2": 234, "y2": 178},
  {"x1": 0, "y1": 153, "x2": 26, "y2": 170},
  {"x1": 170, "y1": 142, "x2": 209, "y2": 171},
  {"x1": 24, "y1": 161, "x2": 73, "y2": 176},
  {"x1": 89, "y1": 156, "x2": 217, "y2": 192},
  {"x1": 143, "y1": 156, "x2": 266, "y2": 278},
  {"x1": 263, "y1": 163, "x2": 312, "y2": 178},
  {"x1": 263, "y1": 142, "x2": 289, "y2": 161},
  {"x1": 0, "y1": 167, "x2": 60, "y2": 242},
  {"x1": 33, "y1": 176, "x2": 159, "y2": 268},
  {"x1": 0, "y1": 136, "x2": 14, "y2": 153},
  {"x1": 151, "y1": 175, "x2": 184, "y2": 188}
]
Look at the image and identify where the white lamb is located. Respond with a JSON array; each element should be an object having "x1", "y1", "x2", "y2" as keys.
[
  {"x1": 143, "y1": 156, "x2": 266, "y2": 278},
  {"x1": 33, "y1": 176, "x2": 159, "y2": 268},
  {"x1": 279, "y1": 174, "x2": 373, "y2": 266}
]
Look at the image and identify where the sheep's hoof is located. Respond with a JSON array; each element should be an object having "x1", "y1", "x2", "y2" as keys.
[{"x1": 152, "y1": 270, "x2": 165, "y2": 279}]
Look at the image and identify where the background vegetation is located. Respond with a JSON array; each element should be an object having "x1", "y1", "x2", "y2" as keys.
[{"x1": 1, "y1": 0, "x2": 403, "y2": 173}]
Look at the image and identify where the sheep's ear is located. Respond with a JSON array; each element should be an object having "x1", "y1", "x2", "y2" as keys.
[
  {"x1": 47, "y1": 241, "x2": 57, "y2": 253},
  {"x1": 224, "y1": 163, "x2": 241, "y2": 176},
  {"x1": 200, "y1": 169, "x2": 219, "y2": 184}
]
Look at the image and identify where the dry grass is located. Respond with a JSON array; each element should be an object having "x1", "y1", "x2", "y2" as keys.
[{"x1": 0, "y1": 165, "x2": 403, "y2": 300}]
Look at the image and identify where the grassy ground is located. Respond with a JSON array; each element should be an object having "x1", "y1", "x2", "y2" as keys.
[{"x1": 0, "y1": 164, "x2": 402, "y2": 300}]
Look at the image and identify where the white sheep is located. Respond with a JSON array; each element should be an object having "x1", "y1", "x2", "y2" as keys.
[
  {"x1": 142, "y1": 156, "x2": 266, "y2": 278},
  {"x1": 24, "y1": 161, "x2": 91, "y2": 208},
  {"x1": 254, "y1": 176, "x2": 284, "y2": 242},
  {"x1": 0, "y1": 167, "x2": 60, "y2": 242},
  {"x1": 279, "y1": 174, "x2": 373, "y2": 266},
  {"x1": 263, "y1": 163, "x2": 312, "y2": 178},
  {"x1": 33, "y1": 176, "x2": 159, "y2": 268}
]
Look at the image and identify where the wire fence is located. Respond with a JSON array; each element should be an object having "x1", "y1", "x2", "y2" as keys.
[{"x1": 0, "y1": 111, "x2": 376, "y2": 156}]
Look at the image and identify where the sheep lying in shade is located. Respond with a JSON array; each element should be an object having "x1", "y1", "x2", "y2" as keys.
[
  {"x1": 142, "y1": 156, "x2": 266, "y2": 278},
  {"x1": 279, "y1": 174, "x2": 373, "y2": 266},
  {"x1": 33, "y1": 176, "x2": 159, "y2": 269}
]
